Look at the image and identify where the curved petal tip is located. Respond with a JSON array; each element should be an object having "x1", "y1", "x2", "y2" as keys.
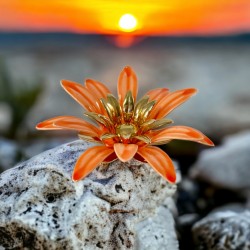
[
  {"x1": 114, "y1": 143, "x2": 138, "y2": 162},
  {"x1": 200, "y1": 135, "x2": 214, "y2": 146},
  {"x1": 123, "y1": 66, "x2": 133, "y2": 76}
]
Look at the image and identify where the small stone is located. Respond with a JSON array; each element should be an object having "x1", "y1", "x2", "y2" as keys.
[
  {"x1": 190, "y1": 130, "x2": 250, "y2": 190},
  {"x1": 0, "y1": 140, "x2": 178, "y2": 249},
  {"x1": 192, "y1": 210, "x2": 250, "y2": 250}
]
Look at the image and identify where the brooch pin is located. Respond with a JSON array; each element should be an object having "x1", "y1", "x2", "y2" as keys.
[{"x1": 37, "y1": 66, "x2": 213, "y2": 183}]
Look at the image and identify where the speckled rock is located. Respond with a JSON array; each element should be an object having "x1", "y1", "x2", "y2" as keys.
[
  {"x1": 136, "y1": 206, "x2": 178, "y2": 250},
  {"x1": 190, "y1": 131, "x2": 250, "y2": 190},
  {"x1": 0, "y1": 140, "x2": 178, "y2": 250},
  {"x1": 192, "y1": 210, "x2": 250, "y2": 250}
]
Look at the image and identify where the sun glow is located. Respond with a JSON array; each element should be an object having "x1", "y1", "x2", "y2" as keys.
[
  {"x1": 0, "y1": 1, "x2": 250, "y2": 36},
  {"x1": 118, "y1": 14, "x2": 138, "y2": 32}
]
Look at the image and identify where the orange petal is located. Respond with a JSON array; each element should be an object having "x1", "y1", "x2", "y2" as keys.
[
  {"x1": 103, "y1": 152, "x2": 117, "y2": 163},
  {"x1": 85, "y1": 79, "x2": 110, "y2": 99},
  {"x1": 198, "y1": 135, "x2": 214, "y2": 146},
  {"x1": 61, "y1": 80, "x2": 101, "y2": 113},
  {"x1": 36, "y1": 116, "x2": 100, "y2": 136},
  {"x1": 85, "y1": 79, "x2": 111, "y2": 115},
  {"x1": 146, "y1": 88, "x2": 169, "y2": 102},
  {"x1": 117, "y1": 66, "x2": 138, "y2": 105},
  {"x1": 114, "y1": 143, "x2": 138, "y2": 162},
  {"x1": 36, "y1": 116, "x2": 75, "y2": 130},
  {"x1": 137, "y1": 146, "x2": 176, "y2": 183},
  {"x1": 72, "y1": 146, "x2": 114, "y2": 181},
  {"x1": 149, "y1": 88, "x2": 197, "y2": 119},
  {"x1": 54, "y1": 117, "x2": 101, "y2": 137},
  {"x1": 150, "y1": 126, "x2": 210, "y2": 144}
]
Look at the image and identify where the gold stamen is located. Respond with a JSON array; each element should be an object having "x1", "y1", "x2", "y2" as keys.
[
  {"x1": 134, "y1": 95, "x2": 149, "y2": 122},
  {"x1": 141, "y1": 118, "x2": 173, "y2": 132},
  {"x1": 101, "y1": 94, "x2": 121, "y2": 124},
  {"x1": 100, "y1": 133, "x2": 117, "y2": 140},
  {"x1": 137, "y1": 100, "x2": 156, "y2": 124},
  {"x1": 84, "y1": 112, "x2": 113, "y2": 129},
  {"x1": 133, "y1": 135, "x2": 151, "y2": 144},
  {"x1": 78, "y1": 133, "x2": 101, "y2": 143},
  {"x1": 123, "y1": 91, "x2": 134, "y2": 123},
  {"x1": 116, "y1": 124, "x2": 137, "y2": 140},
  {"x1": 150, "y1": 140, "x2": 172, "y2": 145}
]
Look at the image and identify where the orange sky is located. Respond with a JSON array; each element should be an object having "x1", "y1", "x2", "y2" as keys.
[{"x1": 0, "y1": 0, "x2": 250, "y2": 35}]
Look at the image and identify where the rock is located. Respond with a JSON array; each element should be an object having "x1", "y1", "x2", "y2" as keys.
[
  {"x1": 192, "y1": 210, "x2": 250, "y2": 250},
  {"x1": 0, "y1": 137, "x2": 20, "y2": 172},
  {"x1": 190, "y1": 131, "x2": 250, "y2": 190},
  {"x1": 135, "y1": 206, "x2": 178, "y2": 250},
  {"x1": 0, "y1": 140, "x2": 178, "y2": 249}
]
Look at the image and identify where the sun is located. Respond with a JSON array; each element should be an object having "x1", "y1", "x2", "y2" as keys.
[{"x1": 118, "y1": 14, "x2": 138, "y2": 32}]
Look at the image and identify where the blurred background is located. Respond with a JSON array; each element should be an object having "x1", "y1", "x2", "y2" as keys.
[{"x1": 0, "y1": 1, "x2": 250, "y2": 248}]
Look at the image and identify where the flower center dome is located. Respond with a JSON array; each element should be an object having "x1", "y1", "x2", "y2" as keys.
[{"x1": 116, "y1": 123, "x2": 137, "y2": 140}]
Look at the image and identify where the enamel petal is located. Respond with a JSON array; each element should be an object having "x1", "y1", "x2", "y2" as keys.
[
  {"x1": 114, "y1": 143, "x2": 138, "y2": 162},
  {"x1": 150, "y1": 88, "x2": 197, "y2": 119},
  {"x1": 85, "y1": 79, "x2": 111, "y2": 99},
  {"x1": 85, "y1": 79, "x2": 111, "y2": 114},
  {"x1": 198, "y1": 135, "x2": 214, "y2": 146},
  {"x1": 150, "y1": 126, "x2": 208, "y2": 144},
  {"x1": 54, "y1": 117, "x2": 100, "y2": 137},
  {"x1": 146, "y1": 88, "x2": 169, "y2": 102},
  {"x1": 137, "y1": 146, "x2": 176, "y2": 183},
  {"x1": 72, "y1": 146, "x2": 114, "y2": 181},
  {"x1": 118, "y1": 66, "x2": 138, "y2": 105},
  {"x1": 61, "y1": 80, "x2": 101, "y2": 113},
  {"x1": 36, "y1": 116, "x2": 81, "y2": 130}
]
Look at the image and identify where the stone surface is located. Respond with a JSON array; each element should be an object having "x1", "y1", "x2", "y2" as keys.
[
  {"x1": 192, "y1": 210, "x2": 250, "y2": 250},
  {"x1": 135, "y1": 206, "x2": 178, "y2": 250},
  {"x1": 0, "y1": 140, "x2": 178, "y2": 249},
  {"x1": 190, "y1": 130, "x2": 250, "y2": 190}
]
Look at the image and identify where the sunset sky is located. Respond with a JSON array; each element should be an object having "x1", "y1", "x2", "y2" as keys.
[{"x1": 0, "y1": 0, "x2": 250, "y2": 36}]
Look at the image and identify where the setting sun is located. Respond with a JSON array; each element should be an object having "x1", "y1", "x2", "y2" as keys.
[
  {"x1": 118, "y1": 14, "x2": 138, "y2": 32},
  {"x1": 0, "y1": 1, "x2": 250, "y2": 35}
]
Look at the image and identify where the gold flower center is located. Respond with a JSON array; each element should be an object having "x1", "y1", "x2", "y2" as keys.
[{"x1": 116, "y1": 124, "x2": 137, "y2": 140}]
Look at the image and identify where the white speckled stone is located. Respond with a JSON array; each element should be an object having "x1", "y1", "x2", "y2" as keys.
[
  {"x1": 192, "y1": 210, "x2": 250, "y2": 250},
  {"x1": 0, "y1": 140, "x2": 178, "y2": 249},
  {"x1": 136, "y1": 206, "x2": 178, "y2": 250},
  {"x1": 190, "y1": 131, "x2": 250, "y2": 190}
]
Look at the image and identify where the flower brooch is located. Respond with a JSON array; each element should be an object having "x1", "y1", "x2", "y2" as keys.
[{"x1": 37, "y1": 66, "x2": 213, "y2": 183}]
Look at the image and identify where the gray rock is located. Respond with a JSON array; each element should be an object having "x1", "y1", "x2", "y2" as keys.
[
  {"x1": 210, "y1": 203, "x2": 247, "y2": 214},
  {"x1": 190, "y1": 131, "x2": 250, "y2": 190},
  {"x1": 135, "y1": 206, "x2": 178, "y2": 250},
  {"x1": 0, "y1": 140, "x2": 178, "y2": 249},
  {"x1": 193, "y1": 210, "x2": 250, "y2": 250}
]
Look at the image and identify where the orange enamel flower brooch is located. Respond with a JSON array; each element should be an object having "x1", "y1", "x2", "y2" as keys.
[{"x1": 37, "y1": 66, "x2": 213, "y2": 183}]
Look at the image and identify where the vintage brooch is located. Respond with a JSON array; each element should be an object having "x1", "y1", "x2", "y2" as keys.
[{"x1": 37, "y1": 66, "x2": 213, "y2": 183}]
